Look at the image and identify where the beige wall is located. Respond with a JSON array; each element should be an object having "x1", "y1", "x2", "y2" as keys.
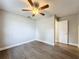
[
  {"x1": 0, "y1": 11, "x2": 36, "y2": 48},
  {"x1": 78, "y1": 15, "x2": 79, "y2": 47},
  {"x1": 60, "y1": 14, "x2": 78, "y2": 46}
]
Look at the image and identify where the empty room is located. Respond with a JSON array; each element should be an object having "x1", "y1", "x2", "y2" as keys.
[{"x1": 0, "y1": 0, "x2": 79, "y2": 59}]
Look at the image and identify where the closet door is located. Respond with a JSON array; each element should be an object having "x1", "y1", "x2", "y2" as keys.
[{"x1": 59, "y1": 20, "x2": 68, "y2": 44}]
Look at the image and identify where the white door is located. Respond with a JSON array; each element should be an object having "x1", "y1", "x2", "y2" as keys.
[{"x1": 58, "y1": 20, "x2": 68, "y2": 44}]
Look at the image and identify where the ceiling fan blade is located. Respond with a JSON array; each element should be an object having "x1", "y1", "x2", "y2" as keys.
[
  {"x1": 39, "y1": 4, "x2": 49, "y2": 10},
  {"x1": 28, "y1": 0, "x2": 33, "y2": 6},
  {"x1": 40, "y1": 13, "x2": 45, "y2": 16},
  {"x1": 22, "y1": 9, "x2": 31, "y2": 11},
  {"x1": 32, "y1": 14, "x2": 35, "y2": 16}
]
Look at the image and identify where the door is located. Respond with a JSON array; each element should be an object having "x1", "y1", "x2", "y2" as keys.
[{"x1": 58, "y1": 20, "x2": 68, "y2": 44}]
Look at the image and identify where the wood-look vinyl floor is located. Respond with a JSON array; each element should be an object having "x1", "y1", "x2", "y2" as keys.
[{"x1": 0, "y1": 41, "x2": 79, "y2": 59}]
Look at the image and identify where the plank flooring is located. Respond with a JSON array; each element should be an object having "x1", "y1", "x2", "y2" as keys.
[{"x1": 0, "y1": 41, "x2": 79, "y2": 59}]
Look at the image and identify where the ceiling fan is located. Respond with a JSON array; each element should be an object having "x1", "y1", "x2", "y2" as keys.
[{"x1": 22, "y1": 0, "x2": 49, "y2": 16}]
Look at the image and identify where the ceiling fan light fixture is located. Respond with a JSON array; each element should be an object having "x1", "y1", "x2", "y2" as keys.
[
  {"x1": 22, "y1": 0, "x2": 49, "y2": 16},
  {"x1": 32, "y1": 7, "x2": 39, "y2": 15}
]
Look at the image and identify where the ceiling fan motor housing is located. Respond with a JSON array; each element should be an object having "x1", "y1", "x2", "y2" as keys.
[{"x1": 33, "y1": 2, "x2": 39, "y2": 8}]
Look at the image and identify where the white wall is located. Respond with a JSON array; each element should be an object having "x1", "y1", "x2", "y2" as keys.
[
  {"x1": 36, "y1": 16, "x2": 55, "y2": 45},
  {"x1": 0, "y1": 10, "x2": 55, "y2": 50},
  {"x1": 0, "y1": 11, "x2": 36, "y2": 48},
  {"x1": 1, "y1": 10, "x2": 79, "y2": 48}
]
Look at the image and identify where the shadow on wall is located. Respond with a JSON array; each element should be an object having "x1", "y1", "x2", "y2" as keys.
[
  {"x1": 0, "y1": 8, "x2": 11, "y2": 57},
  {"x1": 0, "y1": 2, "x2": 5, "y2": 48}
]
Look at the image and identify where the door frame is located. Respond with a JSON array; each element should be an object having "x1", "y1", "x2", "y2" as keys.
[{"x1": 54, "y1": 18, "x2": 69, "y2": 44}]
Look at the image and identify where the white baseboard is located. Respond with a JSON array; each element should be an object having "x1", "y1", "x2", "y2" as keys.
[
  {"x1": 68, "y1": 43, "x2": 78, "y2": 47},
  {"x1": 36, "y1": 39, "x2": 54, "y2": 46},
  {"x1": 0, "y1": 40, "x2": 34, "y2": 51}
]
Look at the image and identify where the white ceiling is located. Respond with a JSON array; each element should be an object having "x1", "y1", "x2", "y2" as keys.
[{"x1": 0, "y1": 0, "x2": 79, "y2": 17}]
